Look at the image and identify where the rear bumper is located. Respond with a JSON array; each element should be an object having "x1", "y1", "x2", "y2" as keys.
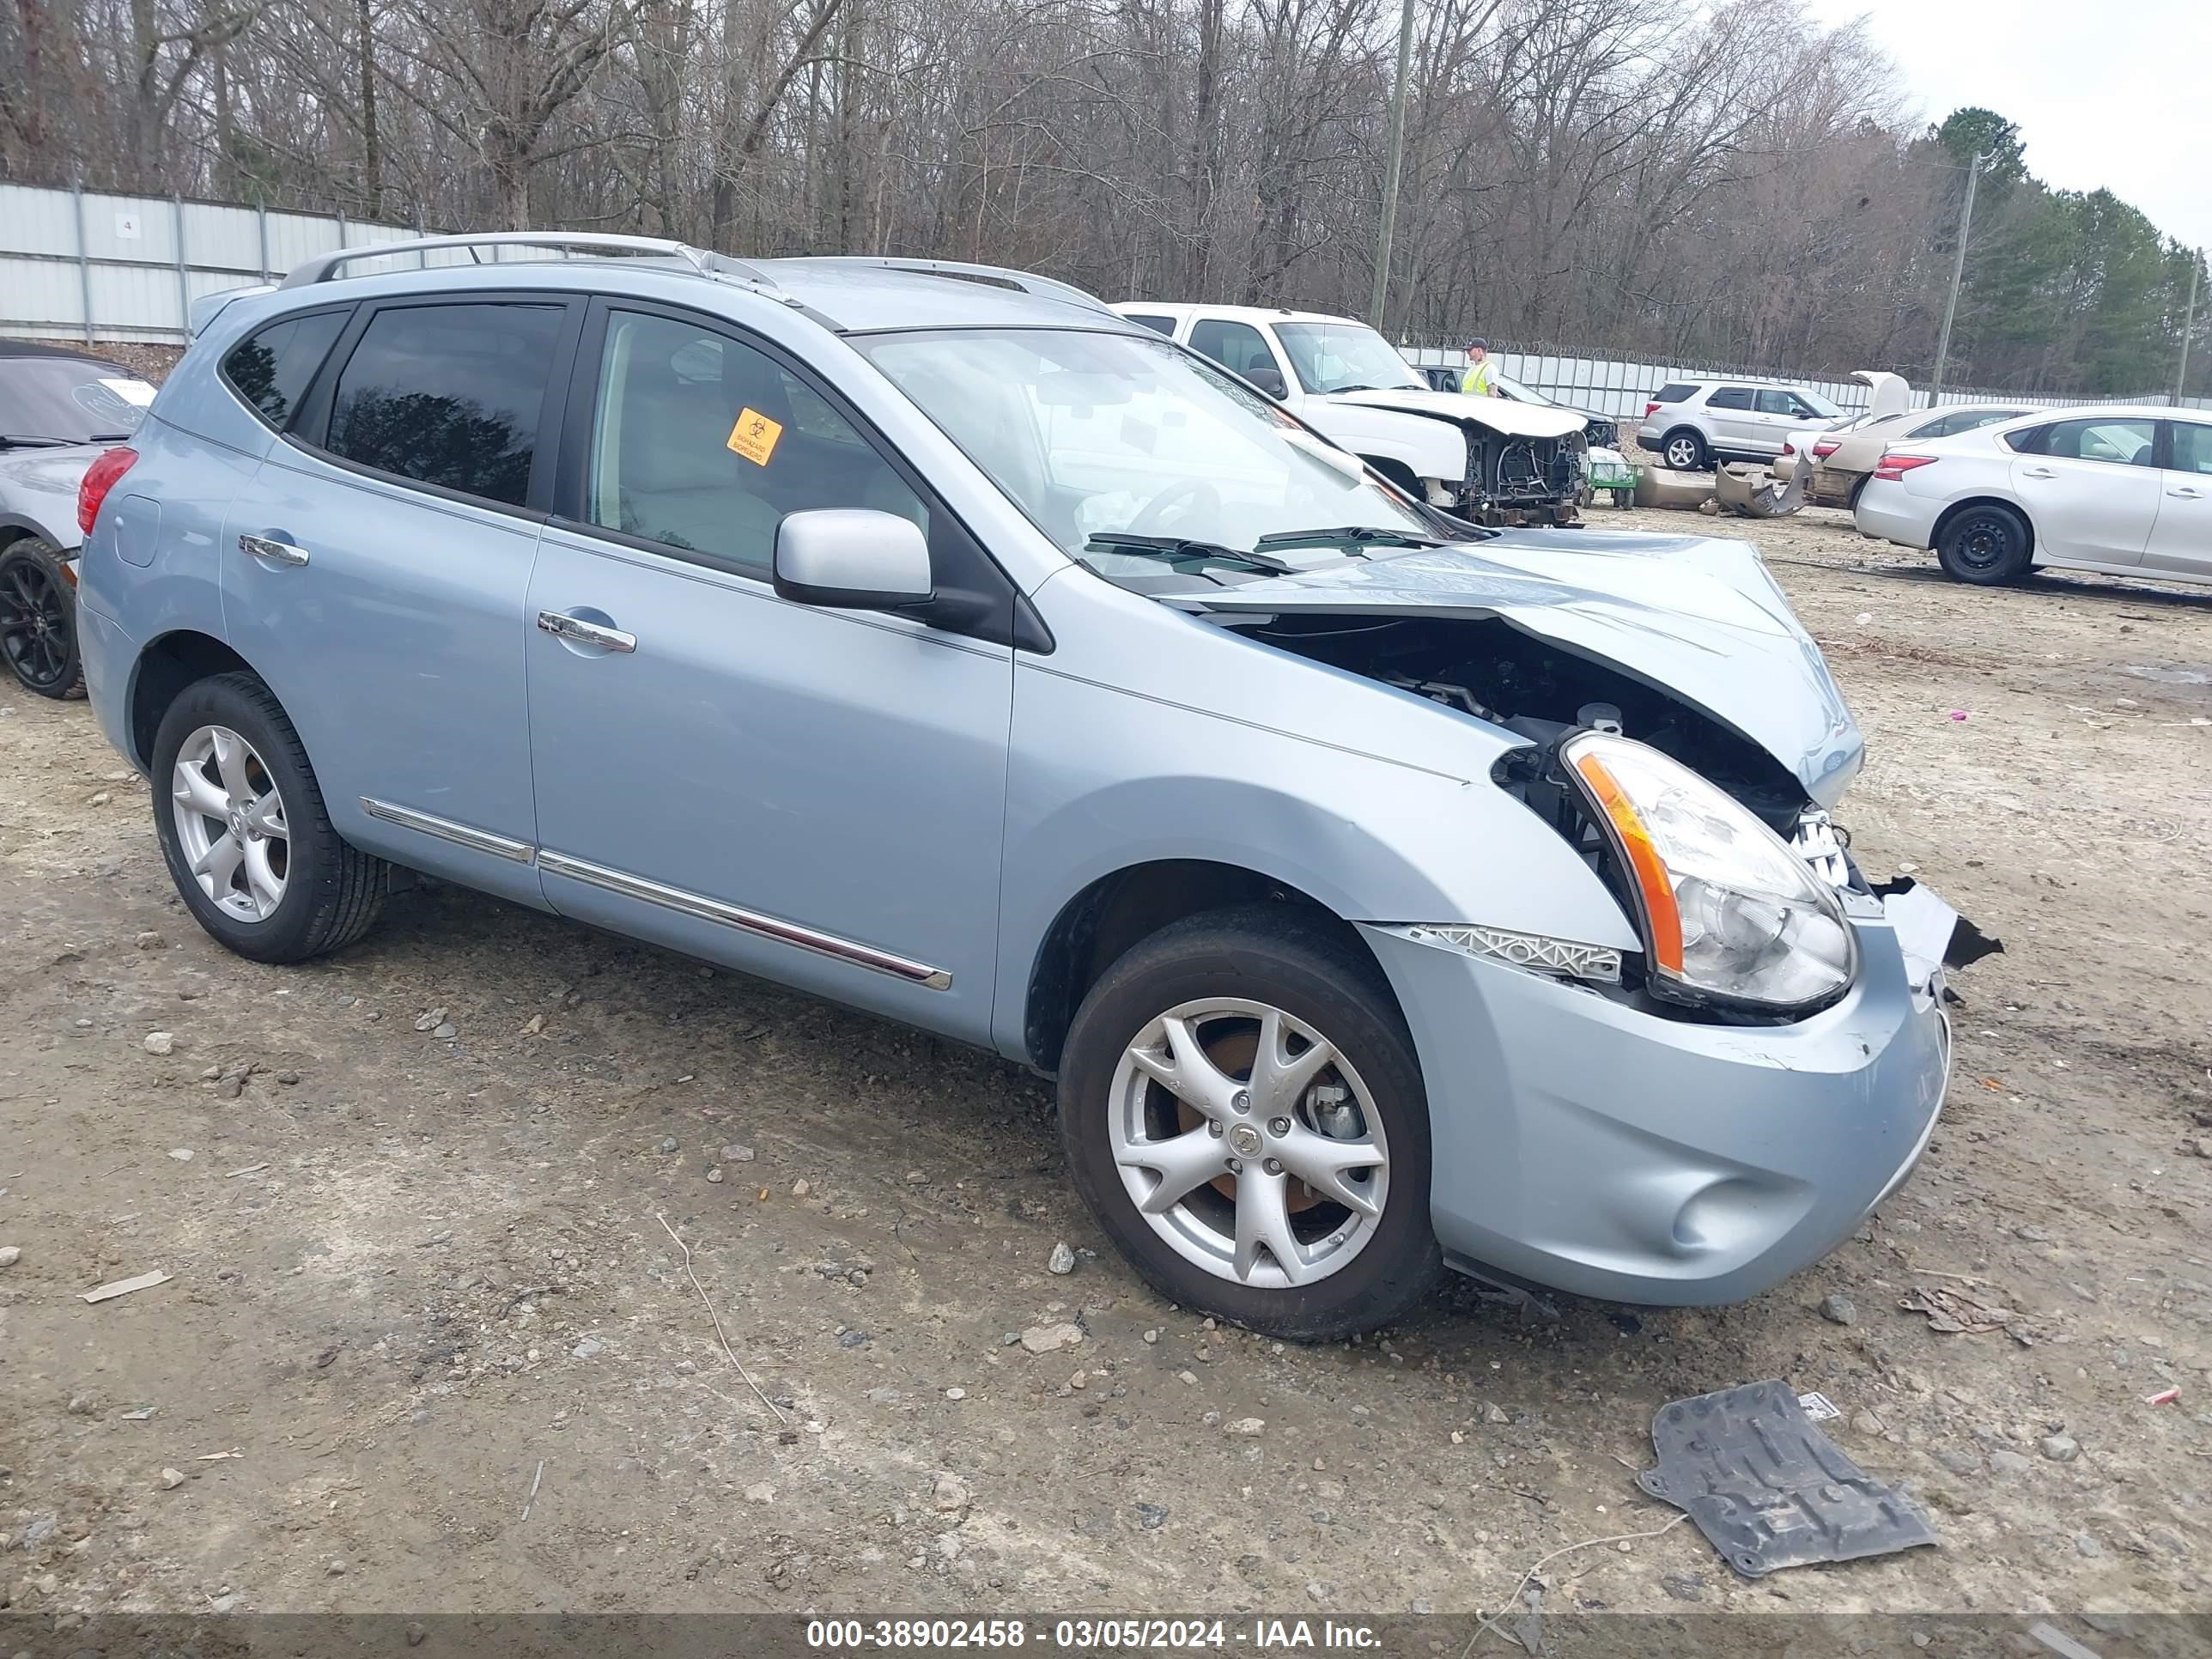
[
  {"x1": 1852, "y1": 482, "x2": 1936, "y2": 548},
  {"x1": 1359, "y1": 902, "x2": 1948, "y2": 1306},
  {"x1": 77, "y1": 601, "x2": 143, "y2": 770}
]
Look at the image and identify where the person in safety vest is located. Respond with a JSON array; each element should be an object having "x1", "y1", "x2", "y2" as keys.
[{"x1": 1460, "y1": 337, "x2": 1498, "y2": 396}]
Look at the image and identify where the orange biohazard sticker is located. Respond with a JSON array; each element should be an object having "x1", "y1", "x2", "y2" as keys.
[{"x1": 726, "y1": 407, "x2": 783, "y2": 465}]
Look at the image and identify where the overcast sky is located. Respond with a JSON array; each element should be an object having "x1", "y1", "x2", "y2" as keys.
[{"x1": 1842, "y1": 0, "x2": 2211, "y2": 250}]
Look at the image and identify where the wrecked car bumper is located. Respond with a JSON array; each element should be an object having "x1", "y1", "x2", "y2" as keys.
[{"x1": 1358, "y1": 897, "x2": 1948, "y2": 1307}]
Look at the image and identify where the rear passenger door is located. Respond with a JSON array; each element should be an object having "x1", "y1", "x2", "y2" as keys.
[
  {"x1": 2145, "y1": 418, "x2": 2212, "y2": 575},
  {"x1": 1702, "y1": 386, "x2": 1759, "y2": 453},
  {"x1": 220, "y1": 294, "x2": 580, "y2": 906},
  {"x1": 2008, "y1": 416, "x2": 2160, "y2": 565},
  {"x1": 524, "y1": 299, "x2": 1015, "y2": 1043}
]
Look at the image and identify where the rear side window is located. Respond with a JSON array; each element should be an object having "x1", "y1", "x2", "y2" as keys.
[
  {"x1": 1706, "y1": 386, "x2": 1753, "y2": 410},
  {"x1": 2022, "y1": 416, "x2": 2155, "y2": 466},
  {"x1": 1651, "y1": 383, "x2": 1695, "y2": 404},
  {"x1": 323, "y1": 302, "x2": 565, "y2": 507},
  {"x1": 222, "y1": 311, "x2": 347, "y2": 431},
  {"x1": 1123, "y1": 313, "x2": 1175, "y2": 336}
]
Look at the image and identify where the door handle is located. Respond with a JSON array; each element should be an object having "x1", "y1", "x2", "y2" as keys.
[
  {"x1": 537, "y1": 610, "x2": 636, "y2": 653},
  {"x1": 239, "y1": 532, "x2": 309, "y2": 567},
  {"x1": 2168, "y1": 486, "x2": 2204, "y2": 499},
  {"x1": 2021, "y1": 465, "x2": 2057, "y2": 479}
]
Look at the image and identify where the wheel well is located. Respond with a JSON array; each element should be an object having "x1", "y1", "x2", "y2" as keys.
[
  {"x1": 1022, "y1": 860, "x2": 1369, "y2": 1074},
  {"x1": 1659, "y1": 426, "x2": 1703, "y2": 454},
  {"x1": 129, "y1": 631, "x2": 255, "y2": 769},
  {"x1": 0, "y1": 526, "x2": 33, "y2": 552},
  {"x1": 1360, "y1": 456, "x2": 1420, "y2": 497},
  {"x1": 1931, "y1": 495, "x2": 2033, "y2": 555}
]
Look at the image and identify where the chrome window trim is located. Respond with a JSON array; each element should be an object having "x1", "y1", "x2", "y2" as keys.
[
  {"x1": 359, "y1": 797, "x2": 535, "y2": 863},
  {"x1": 536, "y1": 849, "x2": 952, "y2": 990}
]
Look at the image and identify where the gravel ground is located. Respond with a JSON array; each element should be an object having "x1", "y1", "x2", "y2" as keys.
[{"x1": 2, "y1": 497, "x2": 2209, "y2": 1643}]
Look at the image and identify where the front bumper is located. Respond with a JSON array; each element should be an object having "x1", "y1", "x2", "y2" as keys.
[{"x1": 1358, "y1": 899, "x2": 1948, "y2": 1306}]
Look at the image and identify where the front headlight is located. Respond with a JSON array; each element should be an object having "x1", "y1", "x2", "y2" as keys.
[{"x1": 1562, "y1": 730, "x2": 1856, "y2": 1014}]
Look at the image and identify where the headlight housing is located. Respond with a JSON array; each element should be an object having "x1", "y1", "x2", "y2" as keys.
[{"x1": 1562, "y1": 730, "x2": 1856, "y2": 1014}]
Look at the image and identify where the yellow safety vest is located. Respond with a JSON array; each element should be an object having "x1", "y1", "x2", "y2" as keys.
[{"x1": 1462, "y1": 361, "x2": 1494, "y2": 396}]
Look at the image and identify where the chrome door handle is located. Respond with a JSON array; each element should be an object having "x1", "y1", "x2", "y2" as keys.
[
  {"x1": 239, "y1": 533, "x2": 309, "y2": 567},
  {"x1": 2021, "y1": 465, "x2": 2057, "y2": 479},
  {"x1": 536, "y1": 610, "x2": 636, "y2": 653},
  {"x1": 2168, "y1": 486, "x2": 2204, "y2": 499}
]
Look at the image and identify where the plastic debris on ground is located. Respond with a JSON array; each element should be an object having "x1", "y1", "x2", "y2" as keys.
[{"x1": 1638, "y1": 1379, "x2": 1938, "y2": 1578}]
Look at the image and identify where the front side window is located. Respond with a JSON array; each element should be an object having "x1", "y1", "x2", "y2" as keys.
[
  {"x1": 1273, "y1": 321, "x2": 1425, "y2": 395},
  {"x1": 0, "y1": 354, "x2": 153, "y2": 446},
  {"x1": 583, "y1": 310, "x2": 927, "y2": 574},
  {"x1": 1706, "y1": 386, "x2": 1753, "y2": 410},
  {"x1": 2168, "y1": 421, "x2": 2212, "y2": 476},
  {"x1": 1187, "y1": 319, "x2": 1278, "y2": 382},
  {"x1": 223, "y1": 311, "x2": 347, "y2": 431},
  {"x1": 324, "y1": 302, "x2": 565, "y2": 507},
  {"x1": 1756, "y1": 387, "x2": 1820, "y2": 417},
  {"x1": 854, "y1": 327, "x2": 1437, "y2": 580}
]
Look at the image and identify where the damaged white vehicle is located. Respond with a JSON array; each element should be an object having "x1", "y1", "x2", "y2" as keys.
[{"x1": 1115, "y1": 301, "x2": 1590, "y2": 525}]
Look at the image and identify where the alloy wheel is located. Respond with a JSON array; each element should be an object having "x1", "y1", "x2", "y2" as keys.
[
  {"x1": 0, "y1": 558, "x2": 72, "y2": 691},
  {"x1": 1664, "y1": 436, "x2": 1700, "y2": 469},
  {"x1": 171, "y1": 725, "x2": 290, "y2": 921},
  {"x1": 1108, "y1": 998, "x2": 1389, "y2": 1289}
]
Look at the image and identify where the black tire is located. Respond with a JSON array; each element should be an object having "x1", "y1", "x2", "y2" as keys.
[
  {"x1": 1936, "y1": 502, "x2": 2033, "y2": 585},
  {"x1": 1059, "y1": 902, "x2": 1443, "y2": 1340},
  {"x1": 1844, "y1": 474, "x2": 1870, "y2": 513},
  {"x1": 1658, "y1": 428, "x2": 1708, "y2": 471},
  {"x1": 0, "y1": 538, "x2": 83, "y2": 699},
  {"x1": 151, "y1": 672, "x2": 390, "y2": 963}
]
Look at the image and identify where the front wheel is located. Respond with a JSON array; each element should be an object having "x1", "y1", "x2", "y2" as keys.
[
  {"x1": 1936, "y1": 503, "x2": 2033, "y2": 585},
  {"x1": 1059, "y1": 904, "x2": 1442, "y2": 1340},
  {"x1": 151, "y1": 672, "x2": 390, "y2": 963},
  {"x1": 0, "y1": 538, "x2": 82, "y2": 699}
]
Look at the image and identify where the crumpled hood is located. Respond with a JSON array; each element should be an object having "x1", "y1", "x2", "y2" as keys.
[
  {"x1": 0, "y1": 441, "x2": 107, "y2": 549},
  {"x1": 1334, "y1": 387, "x2": 1589, "y2": 441},
  {"x1": 1191, "y1": 527, "x2": 1865, "y2": 806}
]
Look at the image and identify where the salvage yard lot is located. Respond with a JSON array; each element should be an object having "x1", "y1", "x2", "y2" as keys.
[{"x1": 2, "y1": 505, "x2": 2209, "y2": 1627}]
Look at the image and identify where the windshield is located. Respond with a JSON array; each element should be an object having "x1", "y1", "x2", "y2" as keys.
[
  {"x1": 1273, "y1": 321, "x2": 1425, "y2": 396},
  {"x1": 0, "y1": 356, "x2": 153, "y2": 444},
  {"x1": 853, "y1": 328, "x2": 1440, "y2": 576},
  {"x1": 1796, "y1": 387, "x2": 1843, "y2": 418},
  {"x1": 1489, "y1": 372, "x2": 1555, "y2": 408}
]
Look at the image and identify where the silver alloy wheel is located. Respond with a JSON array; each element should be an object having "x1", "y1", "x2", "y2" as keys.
[
  {"x1": 171, "y1": 725, "x2": 289, "y2": 922},
  {"x1": 1109, "y1": 998, "x2": 1389, "y2": 1289},
  {"x1": 1664, "y1": 434, "x2": 1701, "y2": 469}
]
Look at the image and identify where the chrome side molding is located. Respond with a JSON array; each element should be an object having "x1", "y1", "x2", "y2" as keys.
[
  {"x1": 359, "y1": 797, "x2": 535, "y2": 863},
  {"x1": 537, "y1": 849, "x2": 952, "y2": 990}
]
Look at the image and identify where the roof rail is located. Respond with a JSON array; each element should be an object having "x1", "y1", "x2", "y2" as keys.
[
  {"x1": 279, "y1": 232, "x2": 779, "y2": 291},
  {"x1": 787, "y1": 257, "x2": 1117, "y2": 316}
]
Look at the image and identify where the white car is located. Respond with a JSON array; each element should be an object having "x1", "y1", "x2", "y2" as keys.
[
  {"x1": 1855, "y1": 405, "x2": 2212, "y2": 586},
  {"x1": 1115, "y1": 302, "x2": 1589, "y2": 525},
  {"x1": 1636, "y1": 375, "x2": 1867, "y2": 471}
]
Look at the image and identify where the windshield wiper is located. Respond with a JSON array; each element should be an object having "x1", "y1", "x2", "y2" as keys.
[
  {"x1": 1255, "y1": 525, "x2": 1451, "y2": 556},
  {"x1": 1086, "y1": 532, "x2": 1300, "y2": 574},
  {"x1": 0, "y1": 434, "x2": 119, "y2": 448}
]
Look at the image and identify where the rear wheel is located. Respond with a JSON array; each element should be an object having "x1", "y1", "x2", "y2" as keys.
[
  {"x1": 0, "y1": 538, "x2": 82, "y2": 699},
  {"x1": 1059, "y1": 904, "x2": 1442, "y2": 1340},
  {"x1": 152, "y1": 672, "x2": 389, "y2": 963},
  {"x1": 1936, "y1": 503, "x2": 2033, "y2": 585},
  {"x1": 1659, "y1": 429, "x2": 1708, "y2": 471}
]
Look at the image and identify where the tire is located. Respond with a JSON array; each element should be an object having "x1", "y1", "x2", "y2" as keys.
[
  {"x1": 1936, "y1": 502, "x2": 2033, "y2": 585},
  {"x1": 1059, "y1": 902, "x2": 1443, "y2": 1340},
  {"x1": 1659, "y1": 428, "x2": 1708, "y2": 471},
  {"x1": 1844, "y1": 474, "x2": 1869, "y2": 513},
  {"x1": 0, "y1": 538, "x2": 83, "y2": 699},
  {"x1": 151, "y1": 672, "x2": 390, "y2": 963}
]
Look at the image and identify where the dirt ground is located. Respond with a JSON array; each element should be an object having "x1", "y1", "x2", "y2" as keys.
[{"x1": 3, "y1": 496, "x2": 2210, "y2": 1647}]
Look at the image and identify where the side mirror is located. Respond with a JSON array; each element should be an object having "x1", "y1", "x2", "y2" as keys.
[
  {"x1": 1246, "y1": 366, "x2": 1288, "y2": 399},
  {"x1": 773, "y1": 509, "x2": 933, "y2": 610}
]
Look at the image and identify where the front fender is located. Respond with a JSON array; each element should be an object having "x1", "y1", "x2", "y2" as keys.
[{"x1": 1298, "y1": 402, "x2": 1465, "y2": 484}]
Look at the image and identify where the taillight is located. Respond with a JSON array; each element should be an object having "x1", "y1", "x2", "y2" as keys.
[
  {"x1": 1643, "y1": 401, "x2": 1661, "y2": 417},
  {"x1": 1779, "y1": 441, "x2": 1796, "y2": 456},
  {"x1": 1811, "y1": 439, "x2": 1842, "y2": 459},
  {"x1": 77, "y1": 447, "x2": 138, "y2": 535},
  {"x1": 1872, "y1": 453, "x2": 1937, "y2": 483}
]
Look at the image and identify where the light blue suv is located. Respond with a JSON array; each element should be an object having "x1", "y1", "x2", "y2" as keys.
[{"x1": 76, "y1": 234, "x2": 1950, "y2": 1339}]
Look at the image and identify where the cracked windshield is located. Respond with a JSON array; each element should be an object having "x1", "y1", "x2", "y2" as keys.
[{"x1": 854, "y1": 328, "x2": 1441, "y2": 578}]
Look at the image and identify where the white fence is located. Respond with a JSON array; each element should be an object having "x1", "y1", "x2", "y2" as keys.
[{"x1": 0, "y1": 182, "x2": 418, "y2": 344}]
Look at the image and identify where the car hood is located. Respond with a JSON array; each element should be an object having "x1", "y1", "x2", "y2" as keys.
[
  {"x1": 0, "y1": 441, "x2": 107, "y2": 547},
  {"x1": 1331, "y1": 387, "x2": 1590, "y2": 441},
  {"x1": 1188, "y1": 528, "x2": 1864, "y2": 806}
]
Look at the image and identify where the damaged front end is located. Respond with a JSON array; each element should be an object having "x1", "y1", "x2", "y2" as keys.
[{"x1": 1467, "y1": 426, "x2": 1589, "y2": 526}]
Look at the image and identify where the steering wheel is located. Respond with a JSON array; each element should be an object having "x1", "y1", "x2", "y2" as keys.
[{"x1": 1131, "y1": 477, "x2": 1221, "y2": 535}]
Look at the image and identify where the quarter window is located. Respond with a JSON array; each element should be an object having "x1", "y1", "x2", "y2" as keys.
[
  {"x1": 1706, "y1": 386, "x2": 1753, "y2": 410},
  {"x1": 584, "y1": 310, "x2": 927, "y2": 574},
  {"x1": 324, "y1": 302, "x2": 564, "y2": 507},
  {"x1": 1188, "y1": 319, "x2": 1278, "y2": 382},
  {"x1": 222, "y1": 310, "x2": 347, "y2": 431},
  {"x1": 1650, "y1": 382, "x2": 1696, "y2": 404}
]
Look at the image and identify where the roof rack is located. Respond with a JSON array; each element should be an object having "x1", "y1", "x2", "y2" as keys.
[
  {"x1": 279, "y1": 232, "x2": 780, "y2": 292},
  {"x1": 785, "y1": 257, "x2": 1117, "y2": 317}
]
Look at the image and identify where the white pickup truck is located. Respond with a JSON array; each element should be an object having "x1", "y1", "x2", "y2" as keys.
[{"x1": 1115, "y1": 302, "x2": 1589, "y2": 526}]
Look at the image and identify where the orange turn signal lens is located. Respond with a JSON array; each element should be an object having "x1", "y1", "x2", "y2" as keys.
[{"x1": 1571, "y1": 749, "x2": 1683, "y2": 975}]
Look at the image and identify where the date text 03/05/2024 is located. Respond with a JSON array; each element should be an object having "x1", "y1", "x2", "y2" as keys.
[{"x1": 805, "y1": 1619, "x2": 1385, "y2": 1651}]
